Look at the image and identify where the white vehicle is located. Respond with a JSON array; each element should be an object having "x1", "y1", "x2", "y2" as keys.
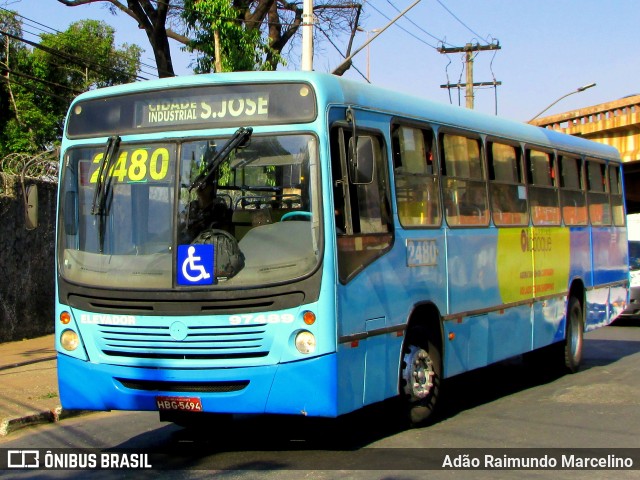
[{"x1": 620, "y1": 213, "x2": 640, "y2": 318}]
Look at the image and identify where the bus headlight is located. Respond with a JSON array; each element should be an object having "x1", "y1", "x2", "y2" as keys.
[
  {"x1": 295, "y1": 331, "x2": 316, "y2": 354},
  {"x1": 60, "y1": 329, "x2": 80, "y2": 351}
]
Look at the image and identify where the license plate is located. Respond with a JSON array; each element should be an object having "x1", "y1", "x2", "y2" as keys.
[{"x1": 156, "y1": 396, "x2": 203, "y2": 412}]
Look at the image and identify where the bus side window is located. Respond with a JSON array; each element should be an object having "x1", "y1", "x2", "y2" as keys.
[
  {"x1": 559, "y1": 155, "x2": 587, "y2": 226},
  {"x1": 331, "y1": 126, "x2": 393, "y2": 283},
  {"x1": 526, "y1": 148, "x2": 560, "y2": 226},
  {"x1": 392, "y1": 125, "x2": 441, "y2": 227},
  {"x1": 440, "y1": 133, "x2": 489, "y2": 226},
  {"x1": 488, "y1": 142, "x2": 528, "y2": 226},
  {"x1": 587, "y1": 160, "x2": 611, "y2": 226},
  {"x1": 609, "y1": 164, "x2": 625, "y2": 227}
]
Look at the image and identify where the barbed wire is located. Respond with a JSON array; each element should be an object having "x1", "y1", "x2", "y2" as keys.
[{"x1": 0, "y1": 150, "x2": 59, "y2": 182}]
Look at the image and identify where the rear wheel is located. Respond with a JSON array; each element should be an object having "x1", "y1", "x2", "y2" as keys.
[
  {"x1": 400, "y1": 328, "x2": 442, "y2": 425},
  {"x1": 563, "y1": 296, "x2": 584, "y2": 373}
]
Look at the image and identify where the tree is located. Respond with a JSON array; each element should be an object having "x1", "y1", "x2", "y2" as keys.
[
  {"x1": 57, "y1": 0, "x2": 188, "y2": 78},
  {"x1": 35, "y1": 19, "x2": 142, "y2": 90},
  {"x1": 0, "y1": 15, "x2": 142, "y2": 154},
  {"x1": 0, "y1": 9, "x2": 32, "y2": 152},
  {"x1": 184, "y1": 0, "x2": 362, "y2": 72},
  {"x1": 57, "y1": 0, "x2": 363, "y2": 75},
  {"x1": 182, "y1": 0, "x2": 267, "y2": 72}
]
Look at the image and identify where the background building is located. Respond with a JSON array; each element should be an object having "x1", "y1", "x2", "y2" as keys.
[{"x1": 530, "y1": 94, "x2": 640, "y2": 213}]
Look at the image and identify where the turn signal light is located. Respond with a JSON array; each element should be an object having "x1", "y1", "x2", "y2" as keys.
[
  {"x1": 302, "y1": 310, "x2": 316, "y2": 325},
  {"x1": 60, "y1": 311, "x2": 71, "y2": 325}
]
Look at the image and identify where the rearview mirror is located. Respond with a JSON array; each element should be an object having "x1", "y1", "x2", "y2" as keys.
[
  {"x1": 348, "y1": 136, "x2": 375, "y2": 185},
  {"x1": 24, "y1": 184, "x2": 38, "y2": 230}
]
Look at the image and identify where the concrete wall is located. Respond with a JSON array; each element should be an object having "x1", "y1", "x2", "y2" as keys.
[{"x1": 0, "y1": 173, "x2": 57, "y2": 342}]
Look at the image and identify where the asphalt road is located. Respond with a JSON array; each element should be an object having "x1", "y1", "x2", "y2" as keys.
[{"x1": 1, "y1": 319, "x2": 640, "y2": 480}]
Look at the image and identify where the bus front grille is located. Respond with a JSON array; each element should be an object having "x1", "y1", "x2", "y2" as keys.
[
  {"x1": 94, "y1": 323, "x2": 271, "y2": 361},
  {"x1": 116, "y1": 378, "x2": 250, "y2": 393},
  {"x1": 103, "y1": 350, "x2": 268, "y2": 360}
]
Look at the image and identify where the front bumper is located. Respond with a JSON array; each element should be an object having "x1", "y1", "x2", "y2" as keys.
[{"x1": 57, "y1": 352, "x2": 338, "y2": 417}]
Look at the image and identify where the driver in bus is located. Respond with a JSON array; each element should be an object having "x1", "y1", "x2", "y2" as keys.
[{"x1": 181, "y1": 184, "x2": 231, "y2": 242}]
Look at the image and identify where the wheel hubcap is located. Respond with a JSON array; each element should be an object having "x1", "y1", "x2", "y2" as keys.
[{"x1": 402, "y1": 345, "x2": 435, "y2": 400}]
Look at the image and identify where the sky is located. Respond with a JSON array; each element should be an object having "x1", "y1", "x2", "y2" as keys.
[{"x1": 7, "y1": 0, "x2": 640, "y2": 122}]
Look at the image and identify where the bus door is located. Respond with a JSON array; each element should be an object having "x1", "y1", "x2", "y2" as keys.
[{"x1": 329, "y1": 107, "x2": 399, "y2": 412}]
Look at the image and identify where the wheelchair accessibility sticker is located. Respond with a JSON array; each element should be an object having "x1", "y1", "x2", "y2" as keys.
[{"x1": 177, "y1": 245, "x2": 214, "y2": 285}]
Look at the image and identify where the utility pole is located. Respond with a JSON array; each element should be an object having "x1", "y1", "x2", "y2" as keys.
[
  {"x1": 438, "y1": 42, "x2": 501, "y2": 109},
  {"x1": 301, "y1": 0, "x2": 314, "y2": 71}
]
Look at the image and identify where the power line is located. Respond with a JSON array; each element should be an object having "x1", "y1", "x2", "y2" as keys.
[
  {"x1": 0, "y1": 65, "x2": 83, "y2": 94},
  {"x1": 315, "y1": 23, "x2": 369, "y2": 82},
  {"x1": 0, "y1": 6, "x2": 158, "y2": 79},
  {"x1": 435, "y1": 0, "x2": 489, "y2": 45},
  {"x1": 14, "y1": 29, "x2": 158, "y2": 81},
  {"x1": 366, "y1": 0, "x2": 440, "y2": 50},
  {"x1": 9, "y1": 0, "x2": 365, "y2": 79},
  {"x1": 19, "y1": 25, "x2": 158, "y2": 79},
  {"x1": 0, "y1": 74, "x2": 70, "y2": 102},
  {"x1": 6, "y1": 8, "x2": 59, "y2": 35},
  {"x1": 383, "y1": 0, "x2": 451, "y2": 49},
  {"x1": 148, "y1": 0, "x2": 302, "y2": 28},
  {"x1": 333, "y1": 0, "x2": 421, "y2": 75},
  {"x1": 3, "y1": 5, "x2": 157, "y2": 72},
  {"x1": 0, "y1": 28, "x2": 149, "y2": 82}
]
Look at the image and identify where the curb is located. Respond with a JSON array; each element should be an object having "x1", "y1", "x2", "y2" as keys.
[{"x1": 0, "y1": 407, "x2": 93, "y2": 437}]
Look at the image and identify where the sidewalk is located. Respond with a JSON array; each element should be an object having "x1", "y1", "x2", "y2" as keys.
[{"x1": 0, "y1": 334, "x2": 86, "y2": 437}]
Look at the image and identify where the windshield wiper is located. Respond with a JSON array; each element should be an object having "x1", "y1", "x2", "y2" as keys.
[
  {"x1": 91, "y1": 135, "x2": 121, "y2": 216},
  {"x1": 90, "y1": 135, "x2": 120, "y2": 254},
  {"x1": 189, "y1": 126, "x2": 253, "y2": 192}
]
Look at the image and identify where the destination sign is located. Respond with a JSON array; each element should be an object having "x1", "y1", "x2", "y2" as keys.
[
  {"x1": 137, "y1": 93, "x2": 270, "y2": 127},
  {"x1": 66, "y1": 82, "x2": 317, "y2": 138}
]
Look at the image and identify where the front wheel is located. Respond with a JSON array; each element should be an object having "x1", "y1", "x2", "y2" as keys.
[
  {"x1": 563, "y1": 296, "x2": 584, "y2": 373},
  {"x1": 400, "y1": 329, "x2": 442, "y2": 426}
]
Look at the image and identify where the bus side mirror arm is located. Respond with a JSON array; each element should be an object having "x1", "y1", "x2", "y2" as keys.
[{"x1": 346, "y1": 107, "x2": 358, "y2": 178}]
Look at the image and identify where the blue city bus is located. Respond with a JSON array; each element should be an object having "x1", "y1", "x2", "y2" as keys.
[{"x1": 55, "y1": 71, "x2": 628, "y2": 425}]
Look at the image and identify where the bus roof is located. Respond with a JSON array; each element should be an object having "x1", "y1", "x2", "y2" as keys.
[{"x1": 71, "y1": 71, "x2": 621, "y2": 162}]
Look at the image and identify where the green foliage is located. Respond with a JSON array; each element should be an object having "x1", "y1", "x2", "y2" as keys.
[
  {"x1": 0, "y1": 13, "x2": 142, "y2": 156},
  {"x1": 36, "y1": 19, "x2": 141, "y2": 89},
  {"x1": 182, "y1": 0, "x2": 277, "y2": 72}
]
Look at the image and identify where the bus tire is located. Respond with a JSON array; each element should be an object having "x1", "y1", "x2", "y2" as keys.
[
  {"x1": 563, "y1": 296, "x2": 584, "y2": 373},
  {"x1": 400, "y1": 328, "x2": 442, "y2": 426}
]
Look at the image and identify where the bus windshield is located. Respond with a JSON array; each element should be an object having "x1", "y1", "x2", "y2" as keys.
[{"x1": 58, "y1": 133, "x2": 320, "y2": 289}]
